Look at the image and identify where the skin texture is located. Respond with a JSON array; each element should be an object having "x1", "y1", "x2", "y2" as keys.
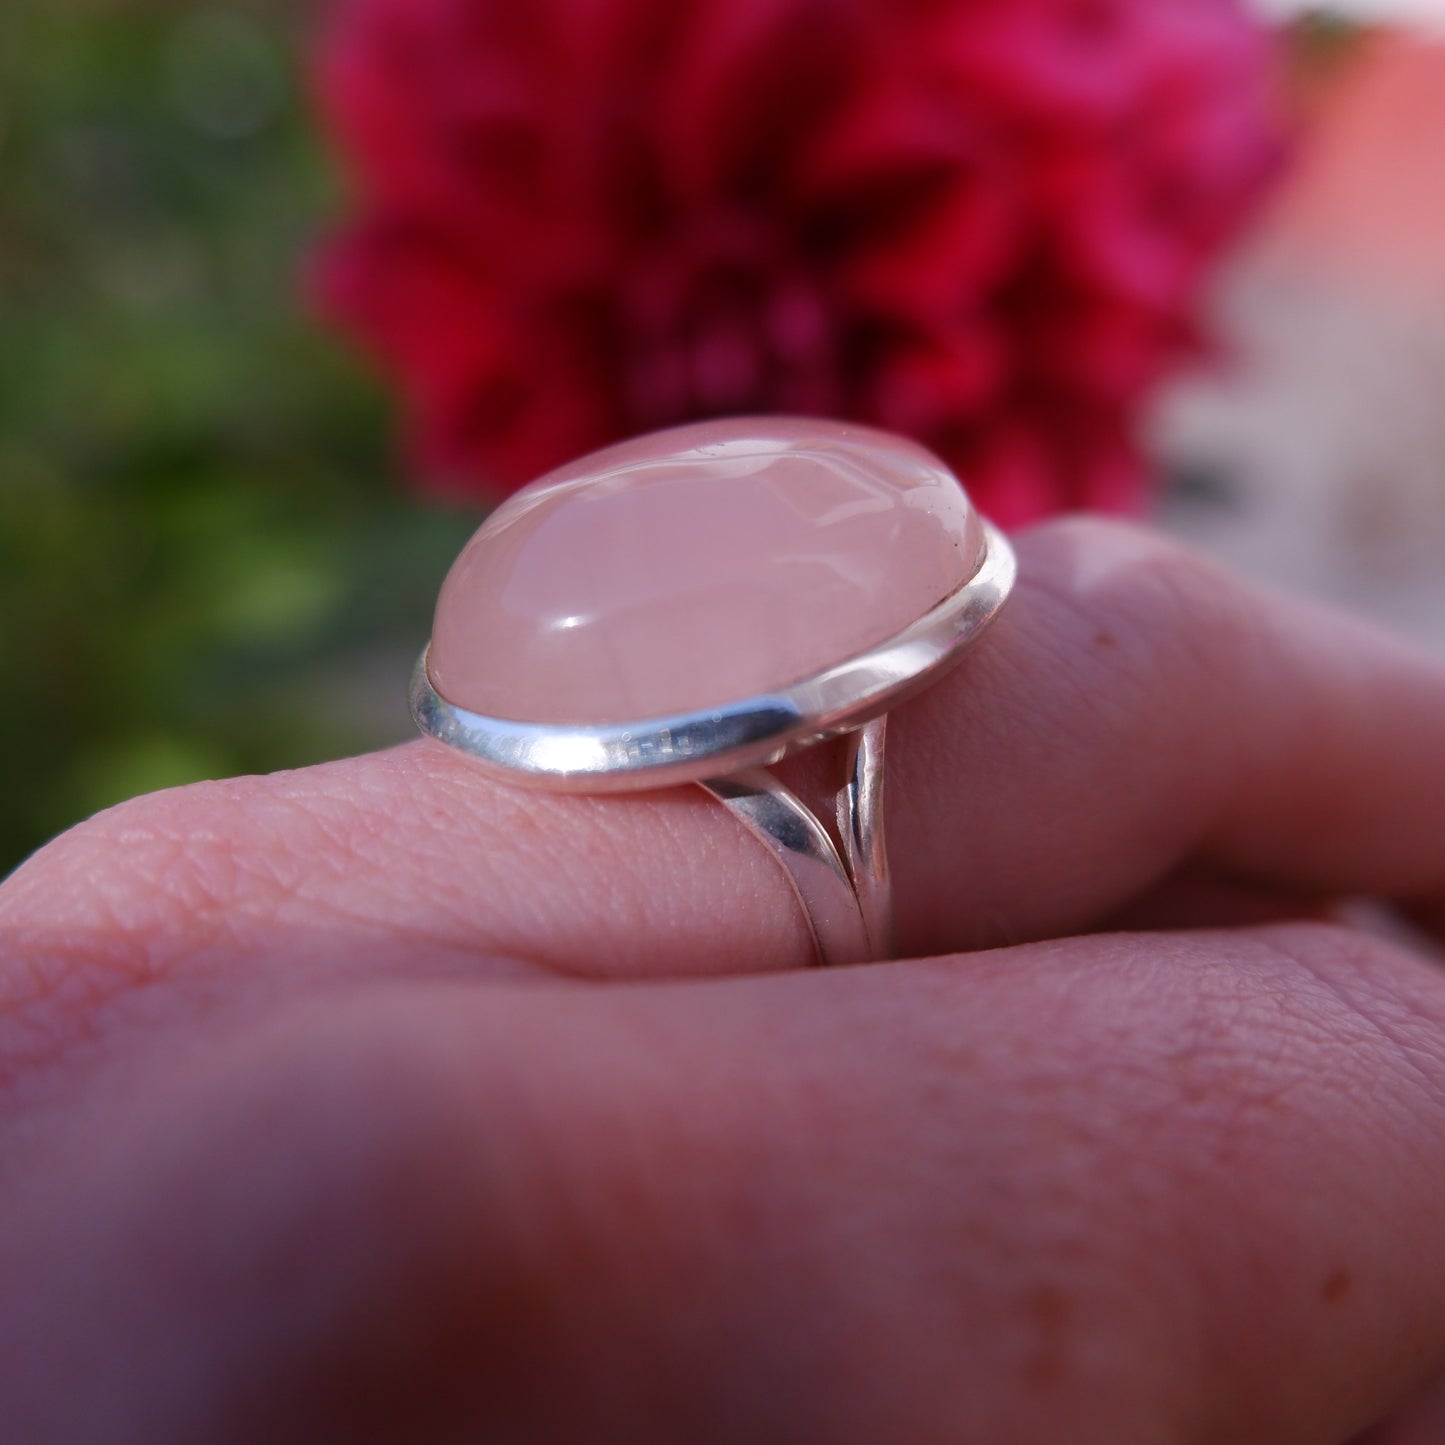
[{"x1": 1, "y1": 517, "x2": 1444, "y2": 1443}]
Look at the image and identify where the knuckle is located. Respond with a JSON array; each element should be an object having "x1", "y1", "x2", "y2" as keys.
[
  {"x1": 1014, "y1": 516, "x2": 1269, "y2": 763},
  {"x1": 1022, "y1": 514, "x2": 1255, "y2": 648}
]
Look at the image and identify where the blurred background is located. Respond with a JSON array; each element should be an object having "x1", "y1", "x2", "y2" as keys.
[
  {"x1": 0, "y1": 0, "x2": 478, "y2": 875},
  {"x1": 1, "y1": 0, "x2": 1442, "y2": 878}
]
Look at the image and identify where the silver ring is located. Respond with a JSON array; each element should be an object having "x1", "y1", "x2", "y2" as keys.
[{"x1": 411, "y1": 418, "x2": 1016, "y2": 967}]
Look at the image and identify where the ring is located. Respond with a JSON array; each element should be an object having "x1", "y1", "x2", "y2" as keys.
[{"x1": 411, "y1": 416, "x2": 1016, "y2": 967}]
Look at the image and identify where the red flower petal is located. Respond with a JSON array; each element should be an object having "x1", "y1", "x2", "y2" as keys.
[{"x1": 311, "y1": 0, "x2": 1283, "y2": 520}]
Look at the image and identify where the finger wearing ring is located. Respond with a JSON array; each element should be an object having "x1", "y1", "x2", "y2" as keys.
[{"x1": 412, "y1": 417, "x2": 1016, "y2": 966}]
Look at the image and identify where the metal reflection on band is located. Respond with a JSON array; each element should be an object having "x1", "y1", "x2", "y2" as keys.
[{"x1": 700, "y1": 715, "x2": 891, "y2": 967}]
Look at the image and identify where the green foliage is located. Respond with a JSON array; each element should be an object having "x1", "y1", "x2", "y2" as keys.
[{"x1": 0, "y1": 2, "x2": 478, "y2": 875}]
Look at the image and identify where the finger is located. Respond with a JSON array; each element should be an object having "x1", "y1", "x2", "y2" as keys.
[
  {"x1": 1350, "y1": 1382, "x2": 1445, "y2": 1445},
  {"x1": 5, "y1": 517, "x2": 1445, "y2": 1002},
  {"x1": 878, "y1": 517, "x2": 1445, "y2": 954},
  {"x1": 8, "y1": 920, "x2": 1445, "y2": 1443},
  {"x1": 0, "y1": 740, "x2": 809, "y2": 1016}
]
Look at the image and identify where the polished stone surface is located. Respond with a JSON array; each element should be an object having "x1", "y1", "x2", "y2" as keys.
[{"x1": 428, "y1": 416, "x2": 985, "y2": 724}]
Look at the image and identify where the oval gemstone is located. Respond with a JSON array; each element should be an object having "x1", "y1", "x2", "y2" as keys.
[{"x1": 428, "y1": 417, "x2": 986, "y2": 725}]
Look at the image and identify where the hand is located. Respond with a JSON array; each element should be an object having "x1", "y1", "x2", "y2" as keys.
[{"x1": 3, "y1": 519, "x2": 1444, "y2": 1444}]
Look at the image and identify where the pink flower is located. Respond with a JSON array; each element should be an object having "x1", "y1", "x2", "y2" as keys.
[{"x1": 314, "y1": 0, "x2": 1281, "y2": 526}]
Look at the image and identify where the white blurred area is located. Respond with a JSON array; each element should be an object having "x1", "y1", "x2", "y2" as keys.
[
  {"x1": 1152, "y1": 22, "x2": 1445, "y2": 653},
  {"x1": 1253, "y1": 0, "x2": 1445, "y2": 26}
]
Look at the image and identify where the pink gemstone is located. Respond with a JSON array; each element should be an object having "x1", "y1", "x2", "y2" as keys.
[{"x1": 428, "y1": 417, "x2": 985, "y2": 725}]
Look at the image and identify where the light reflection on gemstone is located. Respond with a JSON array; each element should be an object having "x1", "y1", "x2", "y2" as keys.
[{"x1": 428, "y1": 417, "x2": 985, "y2": 726}]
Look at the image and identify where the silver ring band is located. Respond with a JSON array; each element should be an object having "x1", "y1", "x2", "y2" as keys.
[{"x1": 701, "y1": 715, "x2": 889, "y2": 967}]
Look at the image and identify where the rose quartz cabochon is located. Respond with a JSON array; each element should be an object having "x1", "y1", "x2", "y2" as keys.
[{"x1": 428, "y1": 417, "x2": 986, "y2": 725}]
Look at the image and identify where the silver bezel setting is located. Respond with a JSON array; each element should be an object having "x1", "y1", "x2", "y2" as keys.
[{"x1": 412, "y1": 520, "x2": 1016, "y2": 793}]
